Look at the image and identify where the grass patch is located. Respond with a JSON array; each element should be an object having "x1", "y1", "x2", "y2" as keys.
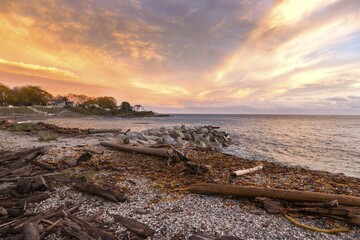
[
  {"x1": 9, "y1": 123, "x2": 35, "y2": 132},
  {"x1": 38, "y1": 132, "x2": 57, "y2": 142},
  {"x1": 73, "y1": 170, "x2": 96, "y2": 182}
]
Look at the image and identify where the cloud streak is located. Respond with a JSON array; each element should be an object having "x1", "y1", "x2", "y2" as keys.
[{"x1": 0, "y1": 0, "x2": 359, "y2": 113}]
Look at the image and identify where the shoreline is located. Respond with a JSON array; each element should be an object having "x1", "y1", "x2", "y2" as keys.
[{"x1": 0, "y1": 123, "x2": 359, "y2": 239}]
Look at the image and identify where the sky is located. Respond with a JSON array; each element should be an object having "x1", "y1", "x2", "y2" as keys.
[{"x1": 0, "y1": 0, "x2": 360, "y2": 114}]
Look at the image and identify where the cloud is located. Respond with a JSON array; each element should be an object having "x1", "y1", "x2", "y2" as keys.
[{"x1": 0, "y1": 0, "x2": 359, "y2": 114}]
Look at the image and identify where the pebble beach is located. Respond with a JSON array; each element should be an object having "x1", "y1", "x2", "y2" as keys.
[{"x1": 1, "y1": 121, "x2": 360, "y2": 239}]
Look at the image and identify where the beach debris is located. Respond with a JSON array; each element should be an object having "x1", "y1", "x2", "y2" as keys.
[
  {"x1": 88, "y1": 128, "x2": 123, "y2": 134},
  {"x1": 0, "y1": 146, "x2": 50, "y2": 163},
  {"x1": 284, "y1": 213, "x2": 349, "y2": 233},
  {"x1": 73, "y1": 182, "x2": 127, "y2": 202},
  {"x1": 256, "y1": 197, "x2": 284, "y2": 214},
  {"x1": 292, "y1": 199, "x2": 339, "y2": 208},
  {"x1": 189, "y1": 183, "x2": 360, "y2": 207},
  {"x1": 0, "y1": 119, "x2": 15, "y2": 129},
  {"x1": 76, "y1": 152, "x2": 93, "y2": 165},
  {"x1": 23, "y1": 222, "x2": 40, "y2": 240},
  {"x1": 113, "y1": 215, "x2": 155, "y2": 238},
  {"x1": 16, "y1": 176, "x2": 49, "y2": 193},
  {"x1": 0, "y1": 146, "x2": 52, "y2": 179},
  {"x1": 60, "y1": 213, "x2": 116, "y2": 240},
  {"x1": 231, "y1": 165, "x2": 263, "y2": 177},
  {"x1": 189, "y1": 232, "x2": 243, "y2": 240},
  {"x1": 101, "y1": 142, "x2": 191, "y2": 163}
]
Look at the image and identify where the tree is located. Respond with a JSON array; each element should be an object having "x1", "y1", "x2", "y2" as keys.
[
  {"x1": 119, "y1": 101, "x2": 132, "y2": 112},
  {"x1": 66, "y1": 93, "x2": 91, "y2": 105},
  {"x1": 13, "y1": 86, "x2": 52, "y2": 106},
  {"x1": 0, "y1": 83, "x2": 13, "y2": 106},
  {"x1": 96, "y1": 97, "x2": 117, "y2": 109}
]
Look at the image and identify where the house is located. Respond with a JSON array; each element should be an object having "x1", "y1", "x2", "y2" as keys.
[{"x1": 132, "y1": 105, "x2": 146, "y2": 112}]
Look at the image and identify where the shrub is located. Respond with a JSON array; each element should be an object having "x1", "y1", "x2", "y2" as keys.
[
  {"x1": 38, "y1": 132, "x2": 57, "y2": 142},
  {"x1": 9, "y1": 123, "x2": 35, "y2": 132}
]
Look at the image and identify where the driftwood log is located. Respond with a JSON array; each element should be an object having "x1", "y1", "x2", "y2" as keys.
[
  {"x1": 113, "y1": 215, "x2": 155, "y2": 238},
  {"x1": 23, "y1": 222, "x2": 40, "y2": 240},
  {"x1": 231, "y1": 165, "x2": 263, "y2": 177},
  {"x1": 100, "y1": 142, "x2": 191, "y2": 162},
  {"x1": 88, "y1": 129, "x2": 122, "y2": 134},
  {"x1": 16, "y1": 176, "x2": 49, "y2": 193},
  {"x1": 0, "y1": 146, "x2": 50, "y2": 163},
  {"x1": 292, "y1": 200, "x2": 339, "y2": 208},
  {"x1": 74, "y1": 182, "x2": 127, "y2": 202},
  {"x1": 189, "y1": 184, "x2": 360, "y2": 207},
  {"x1": 100, "y1": 142, "x2": 171, "y2": 158},
  {"x1": 61, "y1": 214, "x2": 116, "y2": 240}
]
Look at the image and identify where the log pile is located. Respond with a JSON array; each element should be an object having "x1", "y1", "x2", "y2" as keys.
[{"x1": 190, "y1": 183, "x2": 360, "y2": 228}]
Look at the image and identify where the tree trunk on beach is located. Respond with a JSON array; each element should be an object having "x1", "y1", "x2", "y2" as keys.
[{"x1": 189, "y1": 183, "x2": 360, "y2": 207}]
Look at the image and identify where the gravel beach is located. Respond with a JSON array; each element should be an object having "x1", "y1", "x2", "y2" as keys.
[{"x1": 1, "y1": 127, "x2": 359, "y2": 239}]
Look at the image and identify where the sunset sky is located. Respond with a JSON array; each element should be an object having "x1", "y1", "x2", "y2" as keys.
[{"x1": 0, "y1": 0, "x2": 360, "y2": 114}]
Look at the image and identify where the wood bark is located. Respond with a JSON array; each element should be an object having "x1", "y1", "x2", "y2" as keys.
[
  {"x1": 74, "y1": 182, "x2": 127, "y2": 202},
  {"x1": 16, "y1": 176, "x2": 48, "y2": 193},
  {"x1": 231, "y1": 165, "x2": 263, "y2": 177},
  {"x1": 291, "y1": 206, "x2": 360, "y2": 217},
  {"x1": 0, "y1": 146, "x2": 50, "y2": 163},
  {"x1": 67, "y1": 214, "x2": 116, "y2": 240},
  {"x1": 292, "y1": 200, "x2": 339, "y2": 208},
  {"x1": 189, "y1": 183, "x2": 360, "y2": 207},
  {"x1": 23, "y1": 222, "x2": 40, "y2": 240},
  {"x1": 113, "y1": 215, "x2": 155, "y2": 238},
  {"x1": 10, "y1": 206, "x2": 64, "y2": 233},
  {"x1": 18, "y1": 193, "x2": 50, "y2": 206},
  {"x1": 101, "y1": 142, "x2": 171, "y2": 158},
  {"x1": 101, "y1": 142, "x2": 191, "y2": 163},
  {"x1": 88, "y1": 128, "x2": 122, "y2": 134}
]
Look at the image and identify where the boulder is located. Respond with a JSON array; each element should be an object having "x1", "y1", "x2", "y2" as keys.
[
  {"x1": 163, "y1": 135, "x2": 178, "y2": 145},
  {"x1": 201, "y1": 128, "x2": 209, "y2": 134},
  {"x1": 176, "y1": 137, "x2": 184, "y2": 144},
  {"x1": 194, "y1": 139, "x2": 207, "y2": 148}
]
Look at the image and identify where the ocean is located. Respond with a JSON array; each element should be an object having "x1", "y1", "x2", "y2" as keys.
[{"x1": 44, "y1": 114, "x2": 360, "y2": 178}]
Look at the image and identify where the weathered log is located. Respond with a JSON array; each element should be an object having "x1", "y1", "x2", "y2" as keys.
[
  {"x1": 255, "y1": 197, "x2": 284, "y2": 214},
  {"x1": 88, "y1": 128, "x2": 122, "y2": 134},
  {"x1": 0, "y1": 146, "x2": 49, "y2": 163},
  {"x1": 60, "y1": 218, "x2": 97, "y2": 240},
  {"x1": 290, "y1": 206, "x2": 360, "y2": 217},
  {"x1": 293, "y1": 200, "x2": 339, "y2": 209},
  {"x1": 0, "y1": 172, "x2": 63, "y2": 182},
  {"x1": 18, "y1": 193, "x2": 50, "y2": 206},
  {"x1": 101, "y1": 142, "x2": 190, "y2": 162},
  {"x1": 74, "y1": 183, "x2": 127, "y2": 202},
  {"x1": 189, "y1": 233, "x2": 216, "y2": 240},
  {"x1": 189, "y1": 183, "x2": 360, "y2": 207},
  {"x1": 23, "y1": 222, "x2": 40, "y2": 240},
  {"x1": 29, "y1": 160, "x2": 57, "y2": 171},
  {"x1": 5, "y1": 208, "x2": 24, "y2": 218},
  {"x1": 40, "y1": 219, "x2": 61, "y2": 238},
  {"x1": 10, "y1": 206, "x2": 64, "y2": 233},
  {"x1": 16, "y1": 176, "x2": 48, "y2": 193},
  {"x1": 101, "y1": 142, "x2": 170, "y2": 158},
  {"x1": 64, "y1": 214, "x2": 117, "y2": 240},
  {"x1": 113, "y1": 215, "x2": 155, "y2": 238},
  {"x1": 350, "y1": 216, "x2": 360, "y2": 226},
  {"x1": 231, "y1": 165, "x2": 263, "y2": 177}
]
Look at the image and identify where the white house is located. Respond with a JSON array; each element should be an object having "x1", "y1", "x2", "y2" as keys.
[{"x1": 132, "y1": 105, "x2": 146, "y2": 112}]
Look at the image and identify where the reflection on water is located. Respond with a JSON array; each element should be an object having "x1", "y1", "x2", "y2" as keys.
[{"x1": 44, "y1": 115, "x2": 360, "y2": 178}]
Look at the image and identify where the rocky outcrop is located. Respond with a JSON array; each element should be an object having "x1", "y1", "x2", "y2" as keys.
[{"x1": 120, "y1": 125, "x2": 231, "y2": 151}]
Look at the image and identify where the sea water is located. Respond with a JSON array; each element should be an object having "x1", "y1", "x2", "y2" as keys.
[{"x1": 45, "y1": 115, "x2": 360, "y2": 178}]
